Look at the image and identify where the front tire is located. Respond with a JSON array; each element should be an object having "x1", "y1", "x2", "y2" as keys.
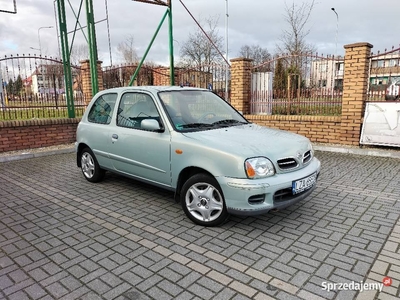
[
  {"x1": 80, "y1": 147, "x2": 105, "y2": 183},
  {"x1": 181, "y1": 173, "x2": 228, "y2": 226}
]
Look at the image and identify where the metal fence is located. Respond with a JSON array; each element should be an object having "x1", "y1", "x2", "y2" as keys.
[
  {"x1": 250, "y1": 53, "x2": 343, "y2": 116},
  {"x1": 0, "y1": 54, "x2": 86, "y2": 121}
]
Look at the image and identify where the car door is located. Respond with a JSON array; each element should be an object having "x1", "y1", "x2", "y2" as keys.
[
  {"x1": 109, "y1": 92, "x2": 171, "y2": 187},
  {"x1": 84, "y1": 92, "x2": 118, "y2": 170}
]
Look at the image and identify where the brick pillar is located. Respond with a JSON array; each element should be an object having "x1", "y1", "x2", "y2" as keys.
[
  {"x1": 230, "y1": 58, "x2": 253, "y2": 114},
  {"x1": 340, "y1": 42, "x2": 373, "y2": 145},
  {"x1": 80, "y1": 60, "x2": 104, "y2": 105}
]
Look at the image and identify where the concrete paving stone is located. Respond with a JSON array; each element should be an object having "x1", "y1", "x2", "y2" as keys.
[
  {"x1": 353, "y1": 260, "x2": 373, "y2": 276},
  {"x1": 290, "y1": 270, "x2": 311, "y2": 287},
  {"x1": 24, "y1": 283, "x2": 47, "y2": 299},
  {"x1": 136, "y1": 274, "x2": 163, "y2": 292},
  {"x1": 80, "y1": 268, "x2": 108, "y2": 284},
  {"x1": 176, "y1": 271, "x2": 201, "y2": 289},
  {"x1": 40, "y1": 270, "x2": 69, "y2": 288},
  {"x1": 45, "y1": 281, "x2": 70, "y2": 298},
  {"x1": 27, "y1": 268, "x2": 49, "y2": 282},
  {"x1": 303, "y1": 282, "x2": 336, "y2": 299},
  {"x1": 146, "y1": 285, "x2": 174, "y2": 300},
  {"x1": 288, "y1": 260, "x2": 318, "y2": 274},
  {"x1": 119, "y1": 271, "x2": 143, "y2": 286},
  {"x1": 153, "y1": 237, "x2": 174, "y2": 249},
  {"x1": 59, "y1": 286, "x2": 91, "y2": 300},
  {"x1": 7, "y1": 290, "x2": 31, "y2": 300},
  {"x1": 202, "y1": 259, "x2": 229, "y2": 274},
  {"x1": 0, "y1": 256, "x2": 14, "y2": 269},
  {"x1": 157, "y1": 279, "x2": 184, "y2": 296},
  {"x1": 80, "y1": 291, "x2": 103, "y2": 300},
  {"x1": 249, "y1": 279, "x2": 278, "y2": 298},
  {"x1": 67, "y1": 264, "x2": 88, "y2": 279},
  {"x1": 0, "y1": 275, "x2": 14, "y2": 290},
  {"x1": 173, "y1": 291, "x2": 196, "y2": 300},
  {"x1": 231, "y1": 294, "x2": 252, "y2": 300},
  {"x1": 264, "y1": 267, "x2": 292, "y2": 282},
  {"x1": 86, "y1": 278, "x2": 111, "y2": 294},
  {"x1": 332, "y1": 268, "x2": 365, "y2": 282},
  {"x1": 187, "y1": 282, "x2": 217, "y2": 300},
  {"x1": 8, "y1": 269, "x2": 30, "y2": 284},
  {"x1": 130, "y1": 265, "x2": 154, "y2": 279},
  {"x1": 378, "y1": 293, "x2": 400, "y2": 300},
  {"x1": 2, "y1": 151, "x2": 400, "y2": 299}
]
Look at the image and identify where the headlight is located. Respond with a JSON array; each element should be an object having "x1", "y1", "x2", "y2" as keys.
[{"x1": 245, "y1": 157, "x2": 275, "y2": 179}]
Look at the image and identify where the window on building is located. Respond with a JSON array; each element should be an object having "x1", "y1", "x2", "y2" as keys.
[{"x1": 389, "y1": 59, "x2": 399, "y2": 67}]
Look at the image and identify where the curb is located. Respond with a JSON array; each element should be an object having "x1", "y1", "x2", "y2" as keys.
[
  {"x1": 314, "y1": 145, "x2": 400, "y2": 159},
  {"x1": 0, "y1": 147, "x2": 75, "y2": 163}
]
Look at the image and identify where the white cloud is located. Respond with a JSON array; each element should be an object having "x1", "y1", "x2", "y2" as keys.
[{"x1": 0, "y1": 0, "x2": 399, "y2": 65}]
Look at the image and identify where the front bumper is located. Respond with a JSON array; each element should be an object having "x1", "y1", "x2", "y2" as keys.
[{"x1": 216, "y1": 157, "x2": 321, "y2": 216}]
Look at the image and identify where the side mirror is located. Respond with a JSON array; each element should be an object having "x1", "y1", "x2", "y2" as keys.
[{"x1": 141, "y1": 119, "x2": 163, "y2": 132}]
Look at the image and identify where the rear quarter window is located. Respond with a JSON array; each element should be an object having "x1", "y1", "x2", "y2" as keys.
[{"x1": 87, "y1": 93, "x2": 118, "y2": 124}]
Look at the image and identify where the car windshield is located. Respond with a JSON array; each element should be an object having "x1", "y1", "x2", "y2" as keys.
[{"x1": 158, "y1": 90, "x2": 248, "y2": 131}]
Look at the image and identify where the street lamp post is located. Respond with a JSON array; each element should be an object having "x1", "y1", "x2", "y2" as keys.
[
  {"x1": 38, "y1": 26, "x2": 53, "y2": 56},
  {"x1": 331, "y1": 8, "x2": 339, "y2": 96}
]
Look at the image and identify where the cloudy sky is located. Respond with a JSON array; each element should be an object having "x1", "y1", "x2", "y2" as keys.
[{"x1": 0, "y1": 0, "x2": 399, "y2": 67}]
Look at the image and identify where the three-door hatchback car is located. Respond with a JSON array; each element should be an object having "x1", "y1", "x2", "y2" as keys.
[{"x1": 76, "y1": 86, "x2": 321, "y2": 226}]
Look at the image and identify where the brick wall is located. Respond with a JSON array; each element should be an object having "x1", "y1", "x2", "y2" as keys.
[
  {"x1": 230, "y1": 58, "x2": 253, "y2": 114},
  {"x1": 231, "y1": 43, "x2": 373, "y2": 146},
  {"x1": 245, "y1": 115, "x2": 342, "y2": 144},
  {"x1": 340, "y1": 43, "x2": 373, "y2": 145},
  {"x1": 80, "y1": 60, "x2": 104, "y2": 105},
  {"x1": 0, "y1": 119, "x2": 80, "y2": 152}
]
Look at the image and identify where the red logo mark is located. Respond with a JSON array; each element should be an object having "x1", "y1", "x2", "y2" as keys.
[{"x1": 383, "y1": 277, "x2": 392, "y2": 287}]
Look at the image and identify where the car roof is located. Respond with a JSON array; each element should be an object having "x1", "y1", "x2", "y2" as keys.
[{"x1": 96, "y1": 86, "x2": 208, "y2": 95}]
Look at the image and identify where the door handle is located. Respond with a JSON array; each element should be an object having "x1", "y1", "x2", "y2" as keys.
[{"x1": 112, "y1": 134, "x2": 118, "y2": 139}]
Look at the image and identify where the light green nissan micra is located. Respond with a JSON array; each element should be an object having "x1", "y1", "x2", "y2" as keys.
[{"x1": 76, "y1": 86, "x2": 321, "y2": 226}]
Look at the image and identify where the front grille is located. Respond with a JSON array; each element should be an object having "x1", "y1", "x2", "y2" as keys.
[
  {"x1": 303, "y1": 150, "x2": 312, "y2": 164},
  {"x1": 277, "y1": 158, "x2": 298, "y2": 170},
  {"x1": 273, "y1": 187, "x2": 309, "y2": 203},
  {"x1": 248, "y1": 194, "x2": 265, "y2": 205}
]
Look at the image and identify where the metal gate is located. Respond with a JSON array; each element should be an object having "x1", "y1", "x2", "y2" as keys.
[
  {"x1": 0, "y1": 54, "x2": 84, "y2": 120},
  {"x1": 250, "y1": 53, "x2": 343, "y2": 115}
]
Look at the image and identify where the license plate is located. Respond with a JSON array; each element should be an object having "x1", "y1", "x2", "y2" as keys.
[{"x1": 292, "y1": 172, "x2": 317, "y2": 195}]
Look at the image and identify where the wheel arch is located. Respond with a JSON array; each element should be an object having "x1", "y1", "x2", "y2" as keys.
[
  {"x1": 174, "y1": 166, "x2": 215, "y2": 202},
  {"x1": 76, "y1": 143, "x2": 90, "y2": 167}
]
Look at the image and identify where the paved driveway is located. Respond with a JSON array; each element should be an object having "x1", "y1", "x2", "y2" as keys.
[{"x1": 0, "y1": 151, "x2": 399, "y2": 300}]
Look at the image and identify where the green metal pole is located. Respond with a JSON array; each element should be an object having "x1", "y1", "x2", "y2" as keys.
[
  {"x1": 85, "y1": 0, "x2": 99, "y2": 95},
  {"x1": 168, "y1": 1, "x2": 175, "y2": 85},
  {"x1": 129, "y1": 9, "x2": 168, "y2": 86},
  {"x1": 57, "y1": 0, "x2": 75, "y2": 118}
]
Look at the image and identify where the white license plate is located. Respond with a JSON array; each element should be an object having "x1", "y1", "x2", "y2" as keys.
[{"x1": 292, "y1": 172, "x2": 317, "y2": 194}]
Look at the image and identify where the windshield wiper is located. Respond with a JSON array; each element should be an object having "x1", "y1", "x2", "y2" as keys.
[
  {"x1": 180, "y1": 123, "x2": 214, "y2": 129},
  {"x1": 212, "y1": 119, "x2": 248, "y2": 126}
]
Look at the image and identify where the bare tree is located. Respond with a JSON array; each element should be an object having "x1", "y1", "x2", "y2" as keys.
[
  {"x1": 117, "y1": 35, "x2": 138, "y2": 64},
  {"x1": 238, "y1": 44, "x2": 272, "y2": 71},
  {"x1": 277, "y1": 0, "x2": 316, "y2": 59},
  {"x1": 179, "y1": 16, "x2": 224, "y2": 72},
  {"x1": 70, "y1": 44, "x2": 89, "y2": 66}
]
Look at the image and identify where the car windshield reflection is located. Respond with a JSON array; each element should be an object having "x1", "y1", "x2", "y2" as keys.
[{"x1": 158, "y1": 90, "x2": 248, "y2": 131}]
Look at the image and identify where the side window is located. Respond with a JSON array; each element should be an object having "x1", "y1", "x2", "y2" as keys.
[
  {"x1": 117, "y1": 92, "x2": 160, "y2": 129},
  {"x1": 87, "y1": 93, "x2": 117, "y2": 124}
]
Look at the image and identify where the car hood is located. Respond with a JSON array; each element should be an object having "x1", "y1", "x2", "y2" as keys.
[{"x1": 182, "y1": 124, "x2": 311, "y2": 161}]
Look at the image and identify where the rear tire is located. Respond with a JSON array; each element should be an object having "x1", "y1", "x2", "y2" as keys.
[
  {"x1": 181, "y1": 173, "x2": 228, "y2": 226},
  {"x1": 79, "y1": 147, "x2": 105, "y2": 183}
]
